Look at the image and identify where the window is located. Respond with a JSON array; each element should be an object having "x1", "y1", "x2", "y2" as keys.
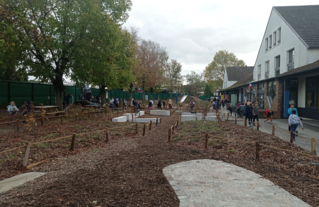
[
  {"x1": 265, "y1": 61, "x2": 269, "y2": 78},
  {"x1": 258, "y1": 65, "x2": 261, "y2": 80},
  {"x1": 273, "y1": 31, "x2": 277, "y2": 46},
  {"x1": 307, "y1": 92, "x2": 315, "y2": 107},
  {"x1": 287, "y1": 49, "x2": 294, "y2": 70},
  {"x1": 306, "y1": 76, "x2": 319, "y2": 108},
  {"x1": 278, "y1": 28, "x2": 281, "y2": 43},
  {"x1": 258, "y1": 82, "x2": 264, "y2": 109},
  {"x1": 269, "y1": 35, "x2": 272, "y2": 48},
  {"x1": 265, "y1": 38, "x2": 268, "y2": 51},
  {"x1": 267, "y1": 81, "x2": 276, "y2": 107},
  {"x1": 275, "y1": 56, "x2": 280, "y2": 76}
]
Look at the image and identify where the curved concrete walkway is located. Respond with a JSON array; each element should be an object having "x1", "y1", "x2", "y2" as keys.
[{"x1": 163, "y1": 159, "x2": 310, "y2": 207}]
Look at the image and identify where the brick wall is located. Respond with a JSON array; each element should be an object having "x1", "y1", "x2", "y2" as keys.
[{"x1": 258, "y1": 80, "x2": 283, "y2": 119}]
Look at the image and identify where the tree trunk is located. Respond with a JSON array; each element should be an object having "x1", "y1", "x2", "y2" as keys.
[
  {"x1": 52, "y1": 76, "x2": 65, "y2": 111},
  {"x1": 55, "y1": 89, "x2": 64, "y2": 111},
  {"x1": 100, "y1": 85, "x2": 106, "y2": 107}
]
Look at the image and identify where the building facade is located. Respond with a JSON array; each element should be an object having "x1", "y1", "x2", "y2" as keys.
[{"x1": 220, "y1": 5, "x2": 319, "y2": 120}]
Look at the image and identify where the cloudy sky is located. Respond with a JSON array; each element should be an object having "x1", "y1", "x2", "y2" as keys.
[{"x1": 124, "y1": 0, "x2": 319, "y2": 76}]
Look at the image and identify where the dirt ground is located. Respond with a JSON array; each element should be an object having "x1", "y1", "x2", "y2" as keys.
[{"x1": 0, "y1": 113, "x2": 318, "y2": 206}]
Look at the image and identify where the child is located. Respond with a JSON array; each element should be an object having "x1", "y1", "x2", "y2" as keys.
[
  {"x1": 264, "y1": 110, "x2": 274, "y2": 122},
  {"x1": 288, "y1": 110, "x2": 304, "y2": 141},
  {"x1": 7, "y1": 101, "x2": 19, "y2": 121}
]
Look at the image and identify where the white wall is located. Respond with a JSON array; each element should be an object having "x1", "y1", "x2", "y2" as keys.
[
  {"x1": 298, "y1": 76, "x2": 306, "y2": 108},
  {"x1": 253, "y1": 9, "x2": 319, "y2": 81}
]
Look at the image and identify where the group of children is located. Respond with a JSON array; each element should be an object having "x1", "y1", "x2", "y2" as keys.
[{"x1": 148, "y1": 99, "x2": 172, "y2": 110}]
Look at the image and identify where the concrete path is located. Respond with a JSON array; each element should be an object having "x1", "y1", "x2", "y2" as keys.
[
  {"x1": 217, "y1": 107, "x2": 319, "y2": 153},
  {"x1": 0, "y1": 172, "x2": 46, "y2": 193},
  {"x1": 163, "y1": 159, "x2": 310, "y2": 207}
]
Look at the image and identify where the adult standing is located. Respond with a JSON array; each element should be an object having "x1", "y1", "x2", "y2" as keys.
[
  {"x1": 288, "y1": 104, "x2": 298, "y2": 131},
  {"x1": 157, "y1": 100, "x2": 162, "y2": 109},
  {"x1": 168, "y1": 99, "x2": 172, "y2": 109},
  {"x1": 150, "y1": 99, "x2": 154, "y2": 109},
  {"x1": 252, "y1": 102, "x2": 259, "y2": 126},
  {"x1": 163, "y1": 100, "x2": 166, "y2": 109},
  {"x1": 245, "y1": 102, "x2": 253, "y2": 126}
]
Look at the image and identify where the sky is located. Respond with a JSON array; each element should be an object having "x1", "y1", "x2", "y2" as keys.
[{"x1": 123, "y1": 0, "x2": 319, "y2": 76}]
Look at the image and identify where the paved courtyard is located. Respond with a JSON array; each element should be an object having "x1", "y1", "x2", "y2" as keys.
[
  {"x1": 163, "y1": 159, "x2": 310, "y2": 207},
  {"x1": 217, "y1": 107, "x2": 319, "y2": 153}
]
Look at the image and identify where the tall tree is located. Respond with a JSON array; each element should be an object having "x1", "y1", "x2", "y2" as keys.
[
  {"x1": 185, "y1": 71, "x2": 205, "y2": 96},
  {"x1": 134, "y1": 39, "x2": 168, "y2": 98},
  {"x1": 204, "y1": 50, "x2": 245, "y2": 90},
  {"x1": 165, "y1": 59, "x2": 182, "y2": 95},
  {"x1": 0, "y1": 0, "x2": 132, "y2": 109}
]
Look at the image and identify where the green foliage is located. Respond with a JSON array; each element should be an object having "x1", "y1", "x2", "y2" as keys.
[
  {"x1": 165, "y1": 59, "x2": 183, "y2": 93},
  {"x1": 0, "y1": 0, "x2": 133, "y2": 109},
  {"x1": 185, "y1": 72, "x2": 205, "y2": 96},
  {"x1": 204, "y1": 50, "x2": 246, "y2": 90}
]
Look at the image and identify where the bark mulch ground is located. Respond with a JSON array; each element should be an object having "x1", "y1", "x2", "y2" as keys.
[{"x1": 0, "y1": 114, "x2": 318, "y2": 206}]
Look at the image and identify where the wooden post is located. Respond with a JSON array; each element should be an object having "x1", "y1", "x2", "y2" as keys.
[
  {"x1": 168, "y1": 128, "x2": 171, "y2": 143},
  {"x1": 290, "y1": 131, "x2": 294, "y2": 143},
  {"x1": 156, "y1": 117, "x2": 158, "y2": 126},
  {"x1": 311, "y1": 138, "x2": 316, "y2": 155},
  {"x1": 16, "y1": 120, "x2": 19, "y2": 132},
  {"x1": 143, "y1": 124, "x2": 146, "y2": 136},
  {"x1": 235, "y1": 115, "x2": 237, "y2": 124},
  {"x1": 227, "y1": 113, "x2": 229, "y2": 121},
  {"x1": 70, "y1": 134, "x2": 76, "y2": 151},
  {"x1": 76, "y1": 114, "x2": 78, "y2": 120},
  {"x1": 136, "y1": 123, "x2": 138, "y2": 134},
  {"x1": 132, "y1": 114, "x2": 134, "y2": 123},
  {"x1": 41, "y1": 117, "x2": 44, "y2": 126},
  {"x1": 23, "y1": 142, "x2": 32, "y2": 167},
  {"x1": 149, "y1": 121, "x2": 152, "y2": 130},
  {"x1": 244, "y1": 119, "x2": 247, "y2": 127},
  {"x1": 60, "y1": 115, "x2": 63, "y2": 124},
  {"x1": 205, "y1": 134, "x2": 208, "y2": 149},
  {"x1": 257, "y1": 121, "x2": 259, "y2": 131},
  {"x1": 255, "y1": 142, "x2": 260, "y2": 160},
  {"x1": 88, "y1": 112, "x2": 90, "y2": 119},
  {"x1": 106, "y1": 128, "x2": 109, "y2": 143},
  {"x1": 272, "y1": 125, "x2": 275, "y2": 135}
]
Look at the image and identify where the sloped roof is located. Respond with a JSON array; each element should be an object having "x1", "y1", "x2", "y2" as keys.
[
  {"x1": 274, "y1": 5, "x2": 319, "y2": 49},
  {"x1": 277, "y1": 59, "x2": 319, "y2": 77},
  {"x1": 220, "y1": 73, "x2": 253, "y2": 91},
  {"x1": 226, "y1": 66, "x2": 254, "y2": 81}
]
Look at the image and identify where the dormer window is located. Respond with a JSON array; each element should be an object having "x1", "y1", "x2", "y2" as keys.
[
  {"x1": 269, "y1": 35, "x2": 272, "y2": 49},
  {"x1": 265, "y1": 38, "x2": 268, "y2": 51},
  {"x1": 273, "y1": 31, "x2": 277, "y2": 46}
]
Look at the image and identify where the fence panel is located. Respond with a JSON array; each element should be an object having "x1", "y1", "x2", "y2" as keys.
[
  {"x1": 33, "y1": 84, "x2": 51, "y2": 105},
  {"x1": 0, "y1": 82, "x2": 9, "y2": 107},
  {"x1": 10, "y1": 82, "x2": 32, "y2": 107}
]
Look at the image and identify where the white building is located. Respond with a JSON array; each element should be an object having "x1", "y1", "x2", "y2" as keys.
[
  {"x1": 252, "y1": 5, "x2": 319, "y2": 119},
  {"x1": 222, "y1": 66, "x2": 254, "y2": 89},
  {"x1": 254, "y1": 5, "x2": 319, "y2": 81}
]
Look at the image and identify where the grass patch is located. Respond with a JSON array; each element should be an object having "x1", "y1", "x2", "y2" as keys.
[
  {"x1": 9, "y1": 154, "x2": 17, "y2": 159},
  {"x1": 173, "y1": 136, "x2": 182, "y2": 141},
  {"x1": 228, "y1": 149, "x2": 236, "y2": 153},
  {"x1": 38, "y1": 143, "x2": 50, "y2": 149}
]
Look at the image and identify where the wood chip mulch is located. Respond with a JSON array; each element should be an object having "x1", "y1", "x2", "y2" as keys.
[{"x1": 0, "y1": 114, "x2": 318, "y2": 207}]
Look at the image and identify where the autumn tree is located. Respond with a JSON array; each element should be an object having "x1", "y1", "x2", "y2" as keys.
[
  {"x1": 204, "y1": 50, "x2": 245, "y2": 90},
  {"x1": 134, "y1": 39, "x2": 168, "y2": 99},
  {"x1": 0, "y1": 0, "x2": 132, "y2": 109},
  {"x1": 165, "y1": 59, "x2": 182, "y2": 95}
]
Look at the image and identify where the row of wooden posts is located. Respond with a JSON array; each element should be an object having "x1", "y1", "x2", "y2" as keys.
[{"x1": 20, "y1": 117, "x2": 159, "y2": 169}]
